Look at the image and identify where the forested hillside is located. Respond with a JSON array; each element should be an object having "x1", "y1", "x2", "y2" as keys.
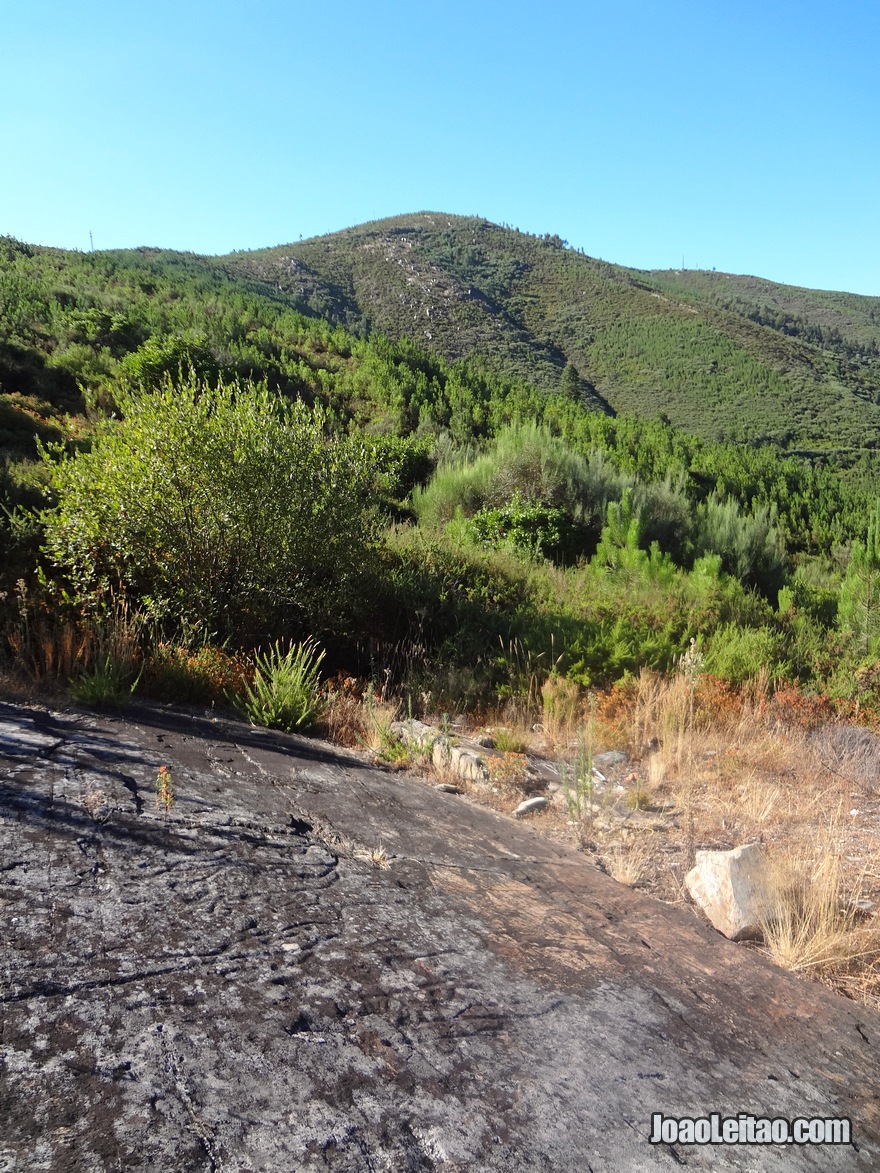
[
  {"x1": 2, "y1": 218, "x2": 880, "y2": 713},
  {"x1": 225, "y1": 213, "x2": 880, "y2": 458}
]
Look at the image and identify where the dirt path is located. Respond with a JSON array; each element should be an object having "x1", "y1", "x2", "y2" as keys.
[{"x1": 1, "y1": 700, "x2": 878, "y2": 1171}]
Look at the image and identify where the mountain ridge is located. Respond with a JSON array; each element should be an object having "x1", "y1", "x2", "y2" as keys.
[
  {"x1": 4, "y1": 211, "x2": 880, "y2": 465},
  {"x1": 219, "y1": 212, "x2": 880, "y2": 454}
]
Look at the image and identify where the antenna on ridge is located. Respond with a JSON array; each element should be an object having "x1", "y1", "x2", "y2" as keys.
[{"x1": 89, "y1": 231, "x2": 94, "y2": 252}]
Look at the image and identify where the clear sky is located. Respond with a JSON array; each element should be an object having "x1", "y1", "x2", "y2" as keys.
[{"x1": 3, "y1": 0, "x2": 879, "y2": 293}]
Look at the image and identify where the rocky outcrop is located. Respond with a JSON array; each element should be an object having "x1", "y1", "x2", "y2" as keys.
[{"x1": 2, "y1": 701, "x2": 879, "y2": 1171}]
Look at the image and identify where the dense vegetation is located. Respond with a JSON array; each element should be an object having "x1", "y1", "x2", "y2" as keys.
[{"x1": 1, "y1": 219, "x2": 880, "y2": 714}]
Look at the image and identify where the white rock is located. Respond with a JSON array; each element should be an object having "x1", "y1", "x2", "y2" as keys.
[
  {"x1": 514, "y1": 797, "x2": 548, "y2": 818},
  {"x1": 390, "y1": 719, "x2": 440, "y2": 748},
  {"x1": 685, "y1": 843, "x2": 773, "y2": 942}
]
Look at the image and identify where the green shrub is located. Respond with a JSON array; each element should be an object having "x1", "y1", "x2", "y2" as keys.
[
  {"x1": 69, "y1": 654, "x2": 141, "y2": 709},
  {"x1": 468, "y1": 492, "x2": 582, "y2": 560},
  {"x1": 694, "y1": 495, "x2": 786, "y2": 596},
  {"x1": 703, "y1": 624, "x2": 786, "y2": 685},
  {"x1": 412, "y1": 422, "x2": 623, "y2": 546},
  {"x1": 41, "y1": 373, "x2": 379, "y2": 641},
  {"x1": 237, "y1": 639, "x2": 325, "y2": 732}
]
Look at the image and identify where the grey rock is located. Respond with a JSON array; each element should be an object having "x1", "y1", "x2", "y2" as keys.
[
  {"x1": 0, "y1": 700, "x2": 878, "y2": 1171},
  {"x1": 594, "y1": 750, "x2": 627, "y2": 768},
  {"x1": 389, "y1": 718, "x2": 440, "y2": 748},
  {"x1": 432, "y1": 740, "x2": 488, "y2": 782}
]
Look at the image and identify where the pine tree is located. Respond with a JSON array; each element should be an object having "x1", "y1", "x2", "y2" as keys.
[{"x1": 839, "y1": 505, "x2": 880, "y2": 659}]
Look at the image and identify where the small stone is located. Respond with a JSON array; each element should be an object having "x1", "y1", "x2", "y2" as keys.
[
  {"x1": 593, "y1": 751, "x2": 626, "y2": 769},
  {"x1": 514, "y1": 797, "x2": 548, "y2": 818},
  {"x1": 435, "y1": 783, "x2": 462, "y2": 794}
]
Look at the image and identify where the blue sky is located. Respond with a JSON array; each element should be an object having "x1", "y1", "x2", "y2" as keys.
[{"x1": 3, "y1": 0, "x2": 879, "y2": 293}]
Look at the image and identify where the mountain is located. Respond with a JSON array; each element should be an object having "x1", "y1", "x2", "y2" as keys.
[
  {"x1": 223, "y1": 212, "x2": 880, "y2": 457},
  {"x1": 3, "y1": 213, "x2": 880, "y2": 479}
]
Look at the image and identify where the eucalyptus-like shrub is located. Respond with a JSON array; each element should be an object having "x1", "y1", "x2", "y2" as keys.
[{"x1": 42, "y1": 373, "x2": 378, "y2": 641}]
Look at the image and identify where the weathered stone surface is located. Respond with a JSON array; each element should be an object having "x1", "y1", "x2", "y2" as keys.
[
  {"x1": 594, "y1": 750, "x2": 627, "y2": 769},
  {"x1": 1, "y1": 701, "x2": 879, "y2": 1170},
  {"x1": 431, "y1": 739, "x2": 488, "y2": 782},
  {"x1": 685, "y1": 843, "x2": 773, "y2": 941},
  {"x1": 389, "y1": 718, "x2": 440, "y2": 748}
]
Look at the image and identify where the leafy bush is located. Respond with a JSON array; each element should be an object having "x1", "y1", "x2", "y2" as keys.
[
  {"x1": 237, "y1": 639, "x2": 326, "y2": 732},
  {"x1": 412, "y1": 423, "x2": 623, "y2": 550},
  {"x1": 41, "y1": 373, "x2": 379, "y2": 641},
  {"x1": 467, "y1": 492, "x2": 580, "y2": 560},
  {"x1": 838, "y1": 505, "x2": 880, "y2": 660},
  {"x1": 694, "y1": 495, "x2": 786, "y2": 596}
]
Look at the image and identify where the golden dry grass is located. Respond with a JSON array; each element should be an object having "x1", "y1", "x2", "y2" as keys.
[
  {"x1": 583, "y1": 668, "x2": 880, "y2": 1005},
  {"x1": 602, "y1": 840, "x2": 652, "y2": 887}
]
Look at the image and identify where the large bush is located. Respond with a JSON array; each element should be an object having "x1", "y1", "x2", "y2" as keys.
[
  {"x1": 42, "y1": 374, "x2": 378, "y2": 641},
  {"x1": 411, "y1": 423, "x2": 625, "y2": 558}
]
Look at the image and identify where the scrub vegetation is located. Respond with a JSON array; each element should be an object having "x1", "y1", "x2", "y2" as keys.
[{"x1": 4, "y1": 215, "x2": 880, "y2": 1003}]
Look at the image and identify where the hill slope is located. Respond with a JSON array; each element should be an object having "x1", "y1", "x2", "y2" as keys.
[{"x1": 224, "y1": 212, "x2": 880, "y2": 456}]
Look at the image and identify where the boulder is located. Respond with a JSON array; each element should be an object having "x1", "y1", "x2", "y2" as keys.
[
  {"x1": 685, "y1": 842, "x2": 773, "y2": 941},
  {"x1": 389, "y1": 718, "x2": 440, "y2": 748}
]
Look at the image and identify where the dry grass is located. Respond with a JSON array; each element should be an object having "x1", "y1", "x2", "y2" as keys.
[
  {"x1": 490, "y1": 726, "x2": 532, "y2": 755},
  {"x1": 541, "y1": 673, "x2": 582, "y2": 745},
  {"x1": 738, "y1": 771, "x2": 780, "y2": 825},
  {"x1": 6, "y1": 586, "x2": 143, "y2": 693},
  {"x1": 357, "y1": 700, "x2": 401, "y2": 753},
  {"x1": 7, "y1": 610, "x2": 94, "y2": 682},
  {"x1": 350, "y1": 841, "x2": 391, "y2": 869},
  {"x1": 603, "y1": 840, "x2": 652, "y2": 887},
  {"x1": 317, "y1": 679, "x2": 399, "y2": 751},
  {"x1": 757, "y1": 838, "x2": 880, "y2": 984},
  {"x1": 0, "y1": 664, "x2": 65, "y2": 705},
  {"x1": 568, "y1": 666, "x2": 880, "y2": 1005},
  {"x1": 319, "y1": 688, "x2": 369, "y2": 747}
]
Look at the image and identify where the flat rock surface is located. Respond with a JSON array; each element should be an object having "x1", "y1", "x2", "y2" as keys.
[{"x1": 1, "y1": 700, "x2": 879, "y2": 1171}]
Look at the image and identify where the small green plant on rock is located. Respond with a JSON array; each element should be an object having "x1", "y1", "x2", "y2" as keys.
[
  {"x1": 492, "y1": 727, "x2": 530, "y2": 754},
  {"x1": 69, "y1": 654, "x2": 141, "y2": 709}
]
